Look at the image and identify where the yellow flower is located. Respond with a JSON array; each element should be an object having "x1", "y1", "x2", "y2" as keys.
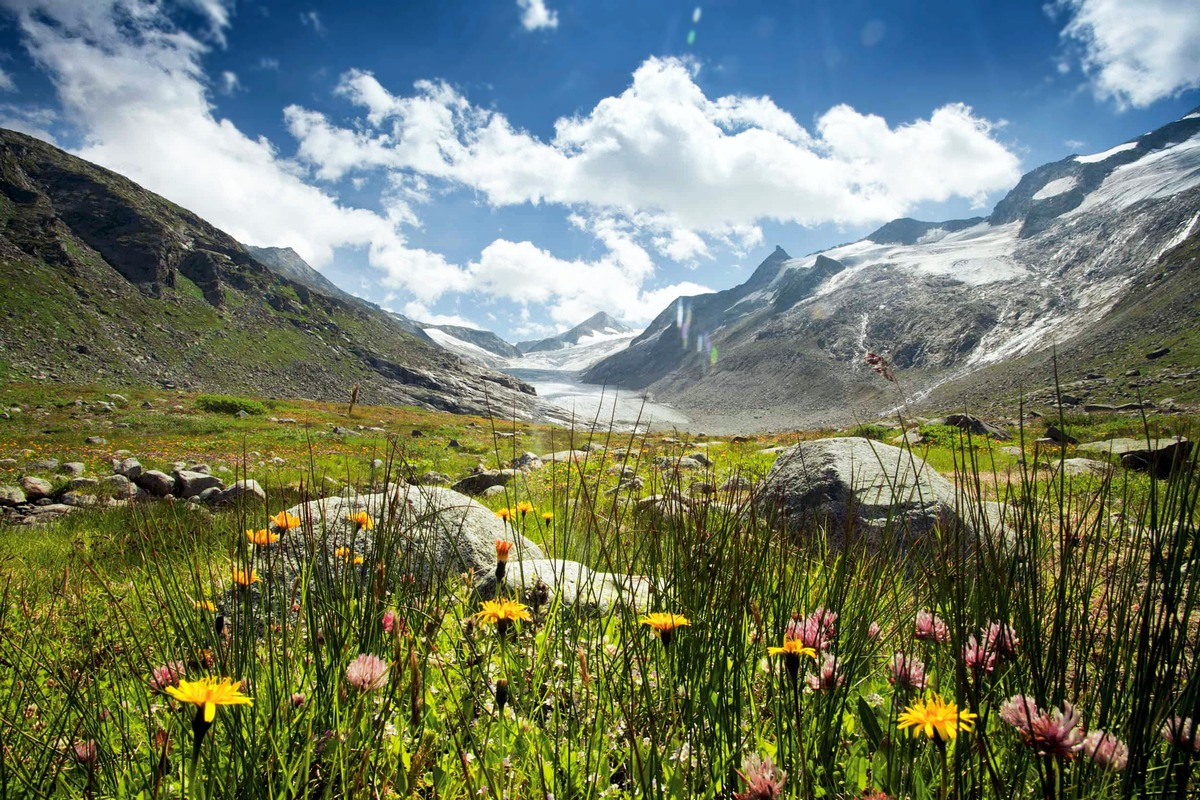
[
  {"x1": 193, "y1": 599, "x2": 216, "y2": 612},
  {"x1": 767, "y1": 638, "x2": 818, "y2": 659},
  {"x1": 334, "y1": 546, "x2": 365, "y2": 565},
  {"x1": 347, "y1": 511, "x2": 374, "y2": 530},
  {"x1": 165, "y1": 676, "x2": 253, "y2": 723},
  {"x1": 641, "y1": 613, "x2": 691, "y2": 642},
  {"x1": 541, "y1": 511, "x2": 554, "y2": 523},
  {"x1": 270, "y1": 510, "x2": 301, "y2": 531},
  {"x1": 246, "y1": 529, "x2": 279, "y2": 546},
  {"x1": 496, "y1": 507, "x2": 514, "y2": 522},
  {"x1": 897, "y1": 693, "x2": 977, "y2": 742},
  {"x1": 232, "y1": 568, "x2": 259, "y2": 586},
  {"x1": 516, "y1": 501, "x2": 534, "y2": 516},
  {"x1": 474, "y1": 598, "x2": 532, "y2": 627}
]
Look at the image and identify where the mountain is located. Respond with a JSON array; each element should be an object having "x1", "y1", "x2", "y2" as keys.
[
  {"x1": 583, "y1": 109, "x2": 1200, "y2": 431},
  {"x1": 422, "y1": 325, "x2": 523, "y2": 370},
  {"x1": 245, "y1": 245, "x2": 357, "y2": 304},
  {"x1": 517, "y1": 312, "x2": 632, "y2": 354},
  {"x1": 0, "y1": 128, "x2": 538, "y2": 418}
]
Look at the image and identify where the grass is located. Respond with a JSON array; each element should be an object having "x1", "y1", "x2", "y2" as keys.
[{"x1": 0, "y1": 384, "x2": 1198, "y2": 798}]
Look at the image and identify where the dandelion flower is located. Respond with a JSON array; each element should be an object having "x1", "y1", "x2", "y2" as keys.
[
  {"x1": 231, "y1": 568, "x2": 258, "y2": 586},
  {"x1": 475, "y1": 598, "x2": 532, "y2": 636},
  {"x1": 165, "y1": 676, "x2": 253, "y2": 724},
  {"x1": 641, "y1": 612, "x2": 691, "y2": 646},
  {"x1": 541, "y1": 511, "x2": 554, "y2": 523},
  {"x1": 270, "y1": 510, "x2": 301, "y2": 531},
  {"x1": 516, "y1": 501, "x2": 534, "y2": 516},
  {"x1": 334, "y1": 546, "x2": 364, "y2": 565},
  {"x1": 346, "y1": 510, "x2": 374, "y2": 530},
  {"x1": 246, "y1": 529, "x2": 279, "y2": 546},
  {"x1": 897, "y1": 693, "x2": 976, "y2": 742},
  {"x1": 736, "y1": 752, "x2": 786, "y2": 800},
  {"x1": 193, "y1": 599, "x2": 216, "y2": 612},
  {"x1": 496, "y1": 507, "x2": 513, "y2": 522},
  {"x1": 345, "y1": 653, "x2": 389, "y2": 692}
]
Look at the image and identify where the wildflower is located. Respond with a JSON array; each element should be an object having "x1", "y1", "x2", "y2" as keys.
[
  {"x1": 897, "y1": 693, "x2": 976, "y2": 742},
  {"x1": 1161, "y1": 717, "x2": 1199, "y2": 751},
  {"x1": 1000, "y1": 696, "x2": 1085, "y2": 758},
  {"x1": 888, "y1": 653, "x2": 928, "y2": 691},
  {"x1": 149, "y1": 661, "x2": 185, "y2": 692},
  {"x1": 984, "y1": 622, "x2": 1020, "y2": 661},
  {"x1": 542, "y1": 511, "x2": 554, "y2": 523},
  {"x1": 641, "y1": 612, "x2": 691, "y2": 647},
  {"x1": 867, "y1": 621, "x2": 881, "y2": 640},
  {"x1": 963, "y1": 635, "x2": 996, "y2": 675},
  {"x1": 768, "y1": 637, "x2": 817, "y2": 685},
  {"x1": 270, "y1": 510, "x2": 301, "y2": 531},
  {"x1": 334, "y1": 546, "x2": 364, "y2": 565},
  {"x1": 516, "y1": 501, "x2": 534, "y2": 517},
  {"x1": 475, "y1": 598, "x2": 533, "y2": 637},
  {"x1": 784, "y1": 609, "x2": 836, "y2": 652},
  {"x1": 193, "y1": 599, "x2": 216, "y2": 612},
  {"x1": 496, "y1": 507, "x2": 513, "y2": 522},
  {"x1": 495, "y1": 539, "x2": 514, "y2": 563},
  {"x1": 291, "y1": 693, "x2": 306, "y2": 707},
  {"x1": 231, "y1": 568, "x2": 259, "y2": 586},
  {"x1": 345, "y1": 653, "x2": 390, "y2": 692},
  {"x1": 165, "y1": 676, "x2": 253, "y2": 757},
  {"x1": 495, "y1": 678, "x2": 509, "y2": 715},
  {"x1": 347, "y1": 510, "x2": 374, "y2": 530},
  {"x1": 246, "y1": 528, "x2": 278, "y2": 546},
  {"x1": 735, "y1": 753, "x2": 786, "y2": 800},
  {"x1": 914, "y1": 610, "x2": 950, "y2": 644},
  {"x1": 806, "y1": 653, "x2": 845, "y2": 692},
  {"x1": 865, "y1": 351, "x2": 896, "y2": 383},
  {"x1": 1082, "y1": 730, "x2": 1129, "y2": 770},
  {"x1": 72, "y1": 740, "x2": 98, "y2": 767},
  {"x1": 382, "y1": 609, "x2": 397, "y2": 634}
]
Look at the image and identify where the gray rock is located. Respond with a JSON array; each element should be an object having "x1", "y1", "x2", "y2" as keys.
[
  {"x1": 718, "y1": 475, "x2": 755, "y2": 493},
  {"x1": 331, "y1": 426, "x2": 359, "y2": 437},
  {"x1": 451, "y1": 469, "x2": 518, "y2": 496},
  {"x1": 173, "y1": 470, "x2": 224, "y2": 498},
  {"x1": 69, "y1": 477, "x2": 99, "y2": 490},
  {"x1": 941, "y1": 413, "x2": 1012, "y2": 440},
  {"x1": 85, "y1": 436, "x2": 108, "y2": 445},
  {"x1": 0, "y1": 458, "x2": 17, "y2": 468},
  {"x1": 0, "y1": 485, "x2": 26, "y2": 506},
  {"x1": 475, "y1": 558, "x2": 651, "y2": 613},
  {"x1": 214, "y1": 479, "x2": 266, "y2": 505},
  {"x1": 1045, "y1": 425, "x2": 1078, "y2": 445},
  {"x1": 1055, "y1": 458, "x2": 1115, "y2": 478},
  {"x1": 59, "y1": 462, "x2": 86, "y2": 478},
  {"x1": 371, "y1": 459, "x2": 385, "y2": 470},
  {"x1": 30, "y1": 458, "x2": 60, "y2": 472},
  {"x1": 197, "y1": 486, "x2": 223, "y2": 503},
  {"x1": 540, "y1": 450, "x2": 587, "y2": 463},
  {"x1": 687, "y1": 452, "x2": 714, "y2": 467},
  {"x1": 100, "y1": 474, "x2": 136, "y2": 498},
  {"x1": 112, "y1": 457, "x2": 142, "y2": 479},
  {"x1": 510, "y1": 452, "x2": 543, "y2": 470},
  {"x1": 416, "y1": 471, "x2": 453, "y2": 486},
  {"x1": 185, "y1": 463, "x2": 211, "y2": 475},
  {"x1": 60, "y1": 492, "x2": 99, "y2": 508},
  {"x1": 135, "y1": 470, "x2": 175, "y2": 497},
  {"x1": 757, "y1": 437, "x2": 990, "y2": 550},
  {"x1": 482, "y1": 485, "x2": 507, "y2": 498},
  {"x1": 19, "y1": 476, "x2": 54, "y2": 501}
]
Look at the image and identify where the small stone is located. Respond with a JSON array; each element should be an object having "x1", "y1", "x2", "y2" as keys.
[
  {"x1": 1146, "y1": 347, "x2": 1170, "y2": 360},
  {"x1": 85, "y1": 436, "x2": 107, "y2": 445},
  {"x1": 0, "y1": 485, "x2": 26, "y2": 506},
  {"x1": 482, "y1": 485, "x2": 506, "y2": 498},
  {"x1": 70, "y1": 477, "x2": 99, "y2": 490},
  {"x1": 197, "y1": 486, "x2": 223, "y2": 503},
  {"x1": 29, "y1": 458, "x2": 60, "y2": 472},
  {"x1": 115, "y1": 449, "x2": 132, "y2": 457},
  {"x1": 60, "y1": 492, "x2": 99, "y2": 508},
  {"x1": 135, "y1": 470, "x2": 175, "y2": 497},
  {"x1": 186, "y1": 463, "x2": 211, "y2": 475},
  {"x1": 214, "y1": 479, "x2": 266, "y2": 505},
  {"x1": 59, "y1": 462, "x2": 86, "y2": 478},
  {"x1": 216, "y1": 465, "x2": 231, "y2": 474},
  {"x1": 112, "y1": 457, "x2": 143, "y2": 479},
  {"x1": 371, "y1": 458, "x2": 384, "y2": 470},
  {"x1": 100, "y1": 474, "x2": 136, "y2": 498}
]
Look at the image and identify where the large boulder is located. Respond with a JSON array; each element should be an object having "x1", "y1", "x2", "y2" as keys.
[
  {"x1": 0, "y1": 485, "x2": 26, "y2": 506},
  {"x1": 135, "y1": 470, "x2": 175, "y2": 497},
  {"x1": 214, "y1": 479, "x2": 266, "y2": 506},
  {"x1": 757, "y1": 437, "x2": 987, "y2": 550},
  {"x1": 173, "y1": 469, "x2": 224, "y2": 498},
  {"x1": 451, "y1": 469, "x2": 518, "y2": 496},
  {"x1": 474, "y1": 558, "x2": 651, "y2": 613},
  {"x1": 19, "y1": 476, "x2": 54, "y2": 502},
  {"x1": 1078, "y1": 437, "x2": 1191, "y2": 478}
]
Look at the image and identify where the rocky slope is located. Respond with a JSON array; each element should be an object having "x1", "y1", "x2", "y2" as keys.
[
  {"x1": 517, "y1": 312, "x2": 633, "y2": 354},
  {"x1": 584, "y1": 109, "x2": 1200, "y2": 430},
  {"x1": 0, "y1": 129, "x2": 537, "y2": 418}
]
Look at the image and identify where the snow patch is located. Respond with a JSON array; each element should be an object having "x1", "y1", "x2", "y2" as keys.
[
  {"x1": 1074, "y1": 141, "x2": 1139, "y2": 164},
  {"x1": 1154, "y1": 211, "x2": 1200, "y2": 261},
  {"x1": 1032, "y1": 176, "x2": 1077, "y2": 200},
  {"x1": 423, "y1": 328, "x2": 508, "y2": 368},
  {"x1": 1070, "y1": 133, "x2": 1200, "y2": 216}
]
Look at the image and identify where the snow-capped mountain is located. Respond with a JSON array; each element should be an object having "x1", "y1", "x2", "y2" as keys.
[{"x1": 583, "y1": 109, "x2": 1200, "y2": 430}]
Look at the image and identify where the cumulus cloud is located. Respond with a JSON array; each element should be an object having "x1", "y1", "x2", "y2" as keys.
[
  {"x1": 287, "y1": 57, "x2": 1021, "y2": 247},
  {"x1": 517, "y1": 0, "x2": 558, "y2": 31},
  {"x1": 1055, "y1": 0, "x2": 1200, "y2": 108},
  {"x1": 2, "y1": 0, "x2": 467, "y2": 302}
]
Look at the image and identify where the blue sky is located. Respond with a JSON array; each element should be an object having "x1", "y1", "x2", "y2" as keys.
[{"x1": 0, "y1": 0, "x2": 1198, "y2": 339}]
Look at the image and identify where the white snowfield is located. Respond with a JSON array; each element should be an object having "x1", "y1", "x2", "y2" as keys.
[
  {"x1": 1074, "y1": 141, "x2": 1139, "y2": 164},
  {"x1": 518, "y1": 330, "x2": 637, "y2": 371},
  {"x1": 422, "y1": 327, "x2": 509, "y2": 368},
  {"x1": 1032, "y1": 176, "x2": 1077, "y2": 200}
]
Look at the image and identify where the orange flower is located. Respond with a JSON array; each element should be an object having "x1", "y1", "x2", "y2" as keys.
[
  {"x1": 516, "y1": 501, "x2": 534, "y2": 516},
  {"x1": 346, "y1": 511, "x2": 374, "y2": 530},
  {"x1": 495, "y1": 539, "x2": 515, "y2": 563},
  {"x1": 496, "y1": 507, "x2": 514, "y2": 522},
  {"x1": 193, "y1": 599, "x2": 216, "y2": 612},
  {"x1": 270, "y1": 510, "x2": 301, "y2": 531},
  {"x1": 246, "y1": 529, "x2": 279, "y2": 546},
  {"x1": 334, "y1": 546, "x2": 365, "y2": 565},
  {"x1": 232, "y1": 568, "x2": 259, "y2": 586}
]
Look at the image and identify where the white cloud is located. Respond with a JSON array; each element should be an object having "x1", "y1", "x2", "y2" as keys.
[
  {"x1": 299, "y1": 9, "x2": 325, "y2": 35},
  {"x1": 1055, "y1": 0, "x2": 1200, "y2": 108},
  {"x1": 400, "y1": 300, "x2": 477, "y2": 328},
  {"x1": 3, "y1": 0, "x2": 467, "y2": 302},
  {"x1": 0, "y1": 103, "x2": 58, "y2": 143},
  {"x1": 288, "y1": 57, "x2": 1021, "y2": 248},
  {"x1": 0, "y1": 67, "x2": 14, "y2": 92},
  {"x1": 517, "y1": 0, "x2": 558, "y2": 31},
  {"x1": 218, "y1": 70, "x2": 239, "y2": 95},
  {"x1": 258, "y1": 56, "x2": 280, "y2": 70}
]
